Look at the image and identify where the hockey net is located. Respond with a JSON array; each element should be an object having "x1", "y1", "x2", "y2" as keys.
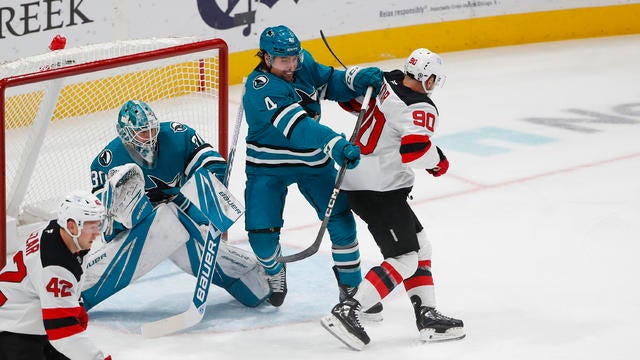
[{"x1": 1, "y1": 38, "x2": 228, "y2": 266}]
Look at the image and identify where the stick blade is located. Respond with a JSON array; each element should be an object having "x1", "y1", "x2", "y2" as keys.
[
  {"x1": 276, "y1": 243, "x2": 320, "y2": 263},
  {"x1": 141, "y1": 304, "x2": 204, "y2": 338}
]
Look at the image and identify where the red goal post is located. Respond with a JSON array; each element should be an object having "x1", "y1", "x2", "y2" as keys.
[{"x1": 1, "y1": 38, "x2": 229, "y2": 268}]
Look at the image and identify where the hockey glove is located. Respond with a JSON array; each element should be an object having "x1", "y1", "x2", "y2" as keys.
[
  {"x1": 426, "y1": 147, "x2": 449, "y2": 177},
  {"x1": 324, "y1": 135, "x2": 361, "y2": 169},
  {"x1": 345, "y1": 66, "x2": 384, "y2": 97}
]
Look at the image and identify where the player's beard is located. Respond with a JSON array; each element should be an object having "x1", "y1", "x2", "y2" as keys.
[{"x1": 280, "y1": 71, "x2": 294, "y2": 82}]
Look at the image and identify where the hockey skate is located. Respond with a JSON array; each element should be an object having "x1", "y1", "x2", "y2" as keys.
[
  {"x1": 321, "y1": 297, "x2": 370, "y2": 351},
  {"x1": 411, "y1": 295, "x2": 465, "y2": 342},
  {"x1": 334, "y1": 266, "x2": 383, "y2": 322},
  {"x1": 266, "y1": 265, "x2": 287, "y2": 307}
]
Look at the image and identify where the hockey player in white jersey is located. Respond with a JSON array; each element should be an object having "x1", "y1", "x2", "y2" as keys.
[
  {"x1": 321, "y1": 49, "x2": 465, "y2": 350},
  {"x1": 0, "y1": 191, "x2": 110, "y2": 360}
]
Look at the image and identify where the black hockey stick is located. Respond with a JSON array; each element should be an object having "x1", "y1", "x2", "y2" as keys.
[
  {"x1": 320, "y1": 30, "x2": 347, "y2": 70},
  {"x1": 277, "y1": 85, "x2": 374, "y2": 263}
]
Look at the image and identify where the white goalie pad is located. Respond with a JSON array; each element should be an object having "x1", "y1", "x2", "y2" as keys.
[
  {"x1": 82, "y1": 204, "x2": 189, "y2": 296},
  {"x1": 102, "y1": 163, "x2": 152, "y2": 230}
]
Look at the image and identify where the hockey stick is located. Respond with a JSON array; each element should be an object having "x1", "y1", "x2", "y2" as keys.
[
  {"x1": 320, "y1": 30, "x2": 347, "y2": 70},
  {"x1": 141, "y1": 171, "x2": 243, "y2": 338},
  {"x1": 141, "y1": 229, "x2": 222, "y2": 338},
  {"x1": 142, "y1": 84, "x2": 247, "y2": 337},
  {"x1": 223, "y1": 78, "x2": 247, "y2": 187},
  {"x1": 277, "y1": 85, "x2": 374, "y2": 263},
  {"x1": 220, "y1": 78, "x2": 247, "y2": 245}
]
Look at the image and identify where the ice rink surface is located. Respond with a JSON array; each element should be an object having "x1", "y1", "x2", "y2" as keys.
[{"x1": 87, "y1": 34, "x2": 640, "y2": 359}]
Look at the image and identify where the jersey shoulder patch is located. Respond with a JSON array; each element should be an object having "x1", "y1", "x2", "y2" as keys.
[
  {"x1": 253, "y1": 74, "x2": 269, "y2": 90},
  {"x1": 169, "y1": 121, "x2": 187, "y2": 132},
  {"x1": 98, "y1": 149, "x2": 113, "y2": 167}
]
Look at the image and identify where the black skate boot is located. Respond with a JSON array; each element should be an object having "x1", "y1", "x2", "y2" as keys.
[
  {"x1": 411, "y1": 295, "x2": 465, "y2": 342},
  {"x1": 266, "y1": 265, "x2": 287, "y2": 307},
  {"x1": 334, "y1": 266, "x2": 383, "y2": 322},
  {"x1": 321, "y1": 297, "x2": 370, "y2": 351}
]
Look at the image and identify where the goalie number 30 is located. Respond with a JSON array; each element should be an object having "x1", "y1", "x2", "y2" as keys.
[{"x1": 91, "y1": 170, "x2": 107, "y2": 189}]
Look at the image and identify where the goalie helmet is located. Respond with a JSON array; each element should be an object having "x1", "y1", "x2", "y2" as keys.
[
  {"x1": 259, "y1": 25, "x2": 303, "y2": 68},
  {"x1": 116, "y1": 100, "x2": 160, "y2": 168},
  {"x1": 57, "y1": 190, "x2": 106, "y2": 249},
  {"x1": 403, "y1": 48, "x2": 446, "y2": 95}
]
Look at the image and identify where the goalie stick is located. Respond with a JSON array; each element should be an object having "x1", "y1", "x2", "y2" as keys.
[
  {"x1": 277, "y1": 85, "x2": 374, "y2": 263},
  {"x1": 143, "y1": 83, "x2": 248, "y2": 337},
  {"x1": 141, "y1": 170, "x2": 243, "y2": 338}
]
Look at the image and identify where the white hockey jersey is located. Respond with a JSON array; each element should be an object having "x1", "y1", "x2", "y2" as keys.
[
  {"x1": 0, "y1": 220, "x2": 107, "y2": 360},
  {"x1": 341, "y1": 70, "x2": 442, "y2": 191}
]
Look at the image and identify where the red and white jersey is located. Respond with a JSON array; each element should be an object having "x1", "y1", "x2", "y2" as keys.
[
  {"x1": 341, "y1": 70, "x2": 441, "y2": 191},
  {"x1": 0, "y1": 220, "x2": 106, "y2": 360}
]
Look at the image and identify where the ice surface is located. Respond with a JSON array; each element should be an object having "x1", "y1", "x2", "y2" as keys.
[{"x1": 85, "y1": 34, "x2": 640, "y2": 359}]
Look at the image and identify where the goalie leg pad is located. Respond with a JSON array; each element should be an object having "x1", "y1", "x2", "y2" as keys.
[
  {"x1": 171, "y1": 239, "x2": 271, "y2": 307},
  {"x1": 81, "y1": 204, "x2": 190, "y2": 310},
  {"x1": 212, "y1": 242, "x2": 271, "y2": 307}
]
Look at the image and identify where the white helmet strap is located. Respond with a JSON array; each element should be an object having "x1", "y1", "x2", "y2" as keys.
[{"x1": 63, "y1": 220, "x2": 84, "y2": 252}]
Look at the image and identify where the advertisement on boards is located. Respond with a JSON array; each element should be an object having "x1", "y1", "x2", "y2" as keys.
[{"x1": 1, "y1": 0, "x2": 636, "y2": 63}]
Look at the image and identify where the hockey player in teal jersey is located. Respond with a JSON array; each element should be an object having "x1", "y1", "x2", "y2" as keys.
[
  {"x1": 81, "y1": 100, "x2": 270, "y2": 310},
  {"x1": 242, "y1": 25, "x2": 384, "y2": 307}
]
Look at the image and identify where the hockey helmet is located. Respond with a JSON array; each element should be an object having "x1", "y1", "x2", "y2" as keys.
[
  {"x1": 403, "y1": 48, "x2": 446, "y2": 95},
  {"x1": 259, "y1": 25, "x2": 303, "y2": 67},
  {"x1": 116, "y1": 100, "x2": 159, "y2": 168},
  {"x1": 57, "y1": 190, "x2": 106, "y2": 248}
]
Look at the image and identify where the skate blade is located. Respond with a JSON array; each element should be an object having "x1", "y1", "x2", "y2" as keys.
[
  {"x1": 320, "y1": 315, "x2": 367, "y2": 351},
  {"x1": 420, "y1": 327, "x2": 466, "y2": 342}
]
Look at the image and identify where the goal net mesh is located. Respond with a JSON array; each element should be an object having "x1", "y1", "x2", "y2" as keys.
[{"x1": 1, "y1": 38, "x2": 227, "y2": 248}]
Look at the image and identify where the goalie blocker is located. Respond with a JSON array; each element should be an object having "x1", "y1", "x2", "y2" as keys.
[{"x1": 81, "y1": 164, "x2": 270, "y2": 310}]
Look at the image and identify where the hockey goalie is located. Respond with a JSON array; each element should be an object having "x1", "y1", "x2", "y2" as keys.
[{"x1": 81, "y1": 100, "x2": 270, "y2": 311}]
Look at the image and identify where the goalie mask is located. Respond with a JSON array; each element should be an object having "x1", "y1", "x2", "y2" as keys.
[
  {"x1": 260, "y1": 25, "x2": 303, "y2": 71},
  {"x1": 116, "y1": 100, "x2": 159, "y2": 168},
  {"x1": 57, "y1": 190, "x2": 107, "y2": 250},
  {"x1": 404, "y1": 48, "x2": 446, "y2": 96}
]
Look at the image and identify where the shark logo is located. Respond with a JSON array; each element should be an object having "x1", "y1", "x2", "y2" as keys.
[
  {"x1": 98, "y1": 150, "x2": 113, "y2": 167},
  {"x1": 170, "y1": 122, "x2": 186, "y2": 132},
  {"x1": 253, "y1": 75, "x2": 269, "y2": 89},
  {"x1": 197, "y1": 0, "x2": 300, "y2": 36}
]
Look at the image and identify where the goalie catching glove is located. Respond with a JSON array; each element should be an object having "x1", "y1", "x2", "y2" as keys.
[{"x1": 101, "y1": 163, "x2": 153, "y2": 231}]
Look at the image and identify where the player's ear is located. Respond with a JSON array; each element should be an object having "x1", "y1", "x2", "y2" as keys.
[{"x1": 67, "y1": 219, "x2": 79, "y2": 236}]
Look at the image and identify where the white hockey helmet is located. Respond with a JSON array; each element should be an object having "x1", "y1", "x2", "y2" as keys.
[
  {"x1": 403, "y1": 48, "x2": 446, "y2": 95},
  {"x1": 57, "y1": 190, "x2": 106, "y2": 249}
]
